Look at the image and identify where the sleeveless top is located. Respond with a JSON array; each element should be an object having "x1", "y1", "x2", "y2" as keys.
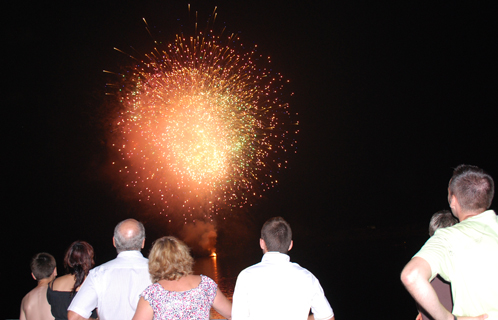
[{"x1": 47, "y1": 280, "x2": 98, "y2": 320}]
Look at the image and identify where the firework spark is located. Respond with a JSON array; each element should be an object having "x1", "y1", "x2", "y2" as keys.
[{"x1": 107, "y1": 10, "x2": 298, "y2": 221}]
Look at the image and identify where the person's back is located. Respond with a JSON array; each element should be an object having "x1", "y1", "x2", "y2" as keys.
[
  {"x1": 20, "y1": 252, "x2": 57, "y2": 320},
  {"x1": 47, "y1": 241, "x2": 97, "y2": 320},
  {"x1": 235, "y1": 252, "x2": 330, "y2": 320},
  {"x1": 232, "y1": 217, "x2": 334, "y2": 320},
  {"x1": 86, "y1": 251, "x2": 150, "y2": 319},
  {"x1": 403, "y1": 165, "x2": 498, "y2": 319},
  {"x1": 21, "y1": 285, "x2": 54, "y2": 320},
  {"x1": 48, "y1": 277, "x2": 77, "y2": 319},
  {"x1": 132, "y1": 236, "x2": 232, "y2": 320},
  {"x1": 423, "y1": 210, "x2": 498, "y2": 317},
  {"x1": 68, "y1": 219, "x2": 151, "y2": 320},
  {"x1": 418, "y1": 210, "x2": 458, "y2": 320}
]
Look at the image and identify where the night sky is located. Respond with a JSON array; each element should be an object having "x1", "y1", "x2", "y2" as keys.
[{"x1": 8, "y1": 1, "x2": 497, "y2": 318}]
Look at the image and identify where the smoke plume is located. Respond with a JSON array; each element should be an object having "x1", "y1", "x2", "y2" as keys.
[{"x1": 180, "y1": 221, "x2": 217, "y2": 256}]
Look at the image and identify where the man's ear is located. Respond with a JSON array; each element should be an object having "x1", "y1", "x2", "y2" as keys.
[
  {"x1": 288, "y1": 240, "x2": 293, "y2": 252},
  {"x1": 113, "y1": 237, "x2": 116, "y2": 248},
  {"x1": 449, "y1": 194, "x2": 457, "y2": 209},
  {"x1": 141, "y1": 238, "x2": 145, "y2": 249},
  {"x1": 260, "y1": 238, "x2": 267, "y2": 252},
  {"x1": 450, "y1": 195, "x2": 463, "y2": 221},
  {"x1": 449, "y1": 194, "x2": 460, "y2": 212}
]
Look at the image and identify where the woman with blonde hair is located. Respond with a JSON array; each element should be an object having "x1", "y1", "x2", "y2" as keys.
[{"x1": 133, "y1": 236, "x2": 232, "y2": 320}]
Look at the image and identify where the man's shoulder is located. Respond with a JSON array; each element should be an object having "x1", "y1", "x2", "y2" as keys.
[
  {"x1": 239, "y1": 261, "x2": 263, "y2": 274},
  {"x1": 437, "y1": 210, "x2": 498, "y2": 237},
  {"x1": 240, "y1": 259, "x2": 312, "y2": 276},
  {"x1": 286, "y1": 261, "x2": 318, "y2": 279},
  {"x1": 473, "y1": 210, "x2": 498, "y2": 226},
  {"x1": 419, "y1": 210, "x2": 498, "y2": 257},
  {"x1": 91, "y1": 256, "x2": 120, "y2": 270},
  {"x1": 91, "y1": 252, "x2": 148, "y2": 274}
]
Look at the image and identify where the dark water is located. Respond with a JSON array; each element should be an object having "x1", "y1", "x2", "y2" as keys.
[{"x1": 9, "y1": 226, "x2": 427, "y2": 319}]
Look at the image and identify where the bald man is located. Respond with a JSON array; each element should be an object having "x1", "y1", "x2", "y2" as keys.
[{"x1": 68, "y1": 219, "x2": 152, "y2": 320}]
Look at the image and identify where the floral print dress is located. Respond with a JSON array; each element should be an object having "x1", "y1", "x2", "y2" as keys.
[{"x1": 140, "y1": 275, "x2": 217, "y2": 320}]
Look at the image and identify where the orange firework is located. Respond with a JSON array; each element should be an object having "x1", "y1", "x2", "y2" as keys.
[{"x1": 107, "y1": 9, "x2": 298, "y2": 221}]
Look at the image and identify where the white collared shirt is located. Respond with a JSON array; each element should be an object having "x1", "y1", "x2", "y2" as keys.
[
  {"x1": 68, "y1": 250, "x2": 151, "y2": 320},
  {"x1": 232, "y1": 252, "x2": 334, "y2": 320}
]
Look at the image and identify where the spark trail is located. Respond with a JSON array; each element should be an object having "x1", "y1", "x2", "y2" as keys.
[{"x1": 107, "y1": 10, "x2": 298, "y2": 222}]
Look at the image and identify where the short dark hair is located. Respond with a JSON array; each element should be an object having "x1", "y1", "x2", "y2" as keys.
[
  {"x1": 261, "y1": 217, "x2": 292, "y2": 253},
  {"x1": 449, "y1": 165, "x2": 494, "y2": 211},
  {"x1": 30, "y1": 252, "x2": 56, "y2": 280},
  {"x1": 428, "y1": 210, "x2": 458, "y2": 237},
  {"x1": 64, "y1": 241, "x2": 95, "y2": 295}
]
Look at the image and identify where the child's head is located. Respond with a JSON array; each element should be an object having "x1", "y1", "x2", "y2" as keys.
[
  {"x1": 30, "y1": 252, "x2": 56, "y2": 281},
  {"x1": 428, "y1": 210, "x2": 458, "y2": 237}
]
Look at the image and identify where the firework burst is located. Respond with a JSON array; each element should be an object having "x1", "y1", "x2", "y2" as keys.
[{"x1": 107, "y1": 9, "x2": 298, "y2": 221}]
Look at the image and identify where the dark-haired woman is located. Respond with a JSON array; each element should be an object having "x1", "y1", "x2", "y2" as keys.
[{"x1": 47, "y1": 241, "x2": 98, "y2": 320}]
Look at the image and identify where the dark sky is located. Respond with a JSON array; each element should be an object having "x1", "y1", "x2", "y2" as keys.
[{"x1": 7, "y1": 0, "x2": 497, "y2": 318}]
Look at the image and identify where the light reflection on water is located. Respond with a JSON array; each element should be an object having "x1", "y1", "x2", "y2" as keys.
[{"x1": 194, "y1": 256, "x2": 236, "y2": 319}]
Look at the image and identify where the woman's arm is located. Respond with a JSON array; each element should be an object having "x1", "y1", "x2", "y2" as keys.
[
  {"x1": 212, "y1": 287, "x2": 232, "y2": 320},
  {"x1": 132, "y1": 297, "x2": 154, "y2": 320}
]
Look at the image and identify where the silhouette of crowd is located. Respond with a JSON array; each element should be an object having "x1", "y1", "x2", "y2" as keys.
[{"x1": 20, "y1": 164, "x2": 498, "y2": 320}]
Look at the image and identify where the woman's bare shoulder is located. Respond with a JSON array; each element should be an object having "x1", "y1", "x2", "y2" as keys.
[{"x1": 52, "y1": 274, "x2": 75, "y2": 291}]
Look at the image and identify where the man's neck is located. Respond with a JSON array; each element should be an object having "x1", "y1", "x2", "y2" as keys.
[
  {"x1": 118, "y1": 249, "x2": 140, "y2": 254},
  {"x1": 459, "y1": 209, "x2": 486, "y2": 221}
]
